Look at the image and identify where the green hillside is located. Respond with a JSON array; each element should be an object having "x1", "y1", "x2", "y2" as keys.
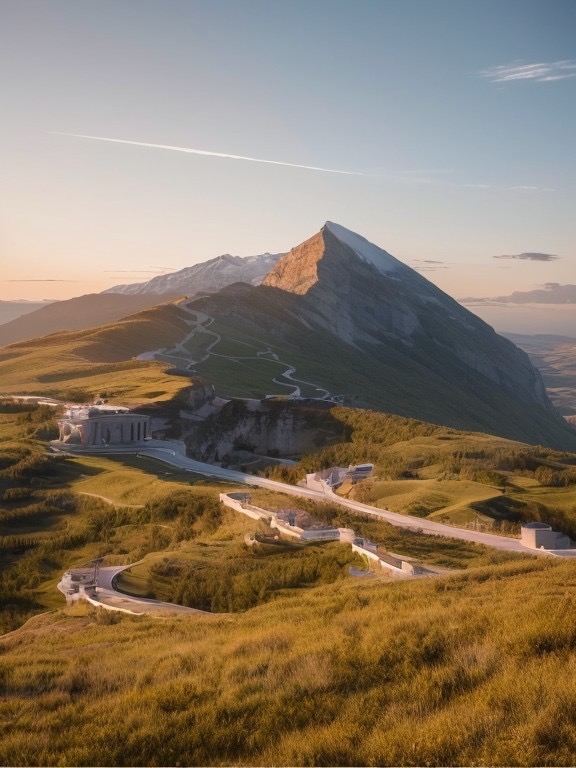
[{"x1": 3, "y1": 393, "x2": 576, "y2": 765}]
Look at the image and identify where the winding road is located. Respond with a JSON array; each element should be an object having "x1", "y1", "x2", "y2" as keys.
[{"x1": 140, "y1": 304, "x2": 331, "y2": 399}]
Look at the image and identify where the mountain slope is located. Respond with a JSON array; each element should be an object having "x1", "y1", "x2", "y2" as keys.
[
  {"x1": 262, "y1": 222, "x2": 554, "y2": 411},
  {"x1": 167, "y1": 222, "x2": 574, "y2": 449},
  {"x1": 0, "y1": 293, "x2": 175, "y2": 348},
  {"x1": 0, "y1": 302, "x2": 192, "y2": 404},
  {"x1": 103, "y1": 252, "x2": 282, "y2": 295},
  {"x1": 0, "y1": 300, "x2": 54, "y2": 325}
]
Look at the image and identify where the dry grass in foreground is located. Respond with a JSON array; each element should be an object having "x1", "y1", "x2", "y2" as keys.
[{"x1": 2, "y1": 557, "x2": 576, "y2": 767}]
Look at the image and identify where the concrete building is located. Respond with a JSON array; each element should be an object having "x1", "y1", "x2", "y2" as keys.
[
  {"x1": 306, "y1": 463, "x2": 374, "y2": 492},
  {"x1": 520, "y1": 521, "x2": 571, "y2": 550},
  {"x1": 55, "y1": 405, "x2": 151, "y2": 447}
]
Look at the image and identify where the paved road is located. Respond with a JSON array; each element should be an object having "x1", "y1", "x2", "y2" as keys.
[
  {"x1": 56, "y1": 443, "x2": 566, "y2": 556},
  {"x1": 136, "y1": 447, "x2": 542, "y2": 554},
  {"x1": 93, "y1": 565, "x2": 208, "y2": 616}
]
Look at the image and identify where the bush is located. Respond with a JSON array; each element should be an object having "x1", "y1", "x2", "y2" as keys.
[{"x1": 2, "y1": 487, "x2": 34, "y2": 502}]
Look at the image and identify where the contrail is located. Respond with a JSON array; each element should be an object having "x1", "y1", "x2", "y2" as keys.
[{"x1": 55, "y1": 133, "x2": 366, "y2": 176}]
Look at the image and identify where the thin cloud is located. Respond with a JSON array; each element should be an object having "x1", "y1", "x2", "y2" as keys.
[
  {"x1": 411, "y1": 259, "x2": 448, "y2": 273},
  {"x1": 494, "y1": 253, "x2": 560, "y2": 262},
  {"x1": 479, "y1": 59, "x2": 576, "y2": 83},
  {"x1": 460, "y1": 284, "x2": 576, "y2": 305},
  {"x1": 55, "y1": 133, "x2": 368, "y2": 176},
  {"x1": 103, "y1": 269, "x2": 174, "y2": 275},
  {"x1": 1, "y1": 279, "x2": 80, "y2": 282}
]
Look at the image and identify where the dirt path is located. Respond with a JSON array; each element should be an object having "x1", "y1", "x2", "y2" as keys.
[{"x1": 77, "y1": 491, "x2": 143, "y2": 508}]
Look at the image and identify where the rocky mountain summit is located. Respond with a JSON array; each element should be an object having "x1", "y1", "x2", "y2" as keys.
[
  {"x1": 263, "y1": 222, "x2": 551, "y2": 414},
  {"x1": 182, "y1": 222, "x2": 574, "y2": 448}
]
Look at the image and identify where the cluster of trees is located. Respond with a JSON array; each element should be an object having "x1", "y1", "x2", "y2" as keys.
[
  {"x1": 137, "y1": 491, "x2": 222, "y2": 541},
  {"x1": 534, "y1": 465, "x2": 576, "y2": 487}
]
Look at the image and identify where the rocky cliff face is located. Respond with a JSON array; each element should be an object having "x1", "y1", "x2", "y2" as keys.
[
  {"x1": 187, "y1": 400, "x2": 339, "y2": 462},
  {"x1": 263, "y1": 222, "x2": 552, "y2": 415}
]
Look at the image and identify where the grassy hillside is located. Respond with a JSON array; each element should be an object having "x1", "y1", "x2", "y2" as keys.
[
  {"x1": 3, "y1": 398, "x2": 576, "y2": 765},
  {"x1": 0, "y1": 303, "x2": 192, "y2": 405},
  {"x1": 2, "y1": 558, "x2": 576, "y2": 766},
  {"x1": 0, "y1": 292, "x2": 178, "y2": 347}
]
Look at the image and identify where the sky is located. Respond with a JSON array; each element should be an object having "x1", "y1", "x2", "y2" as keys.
[{"x1": 1, "y1": 0, "x2": 574, "y2": 333}]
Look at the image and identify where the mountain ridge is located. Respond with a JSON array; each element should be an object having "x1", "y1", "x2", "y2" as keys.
[
  {"x1": 1, "y1": 221, "x2": 573, "y2": 449},
  {"x1": 103, "y1": 251, "x2": 282, "y2": 295}
]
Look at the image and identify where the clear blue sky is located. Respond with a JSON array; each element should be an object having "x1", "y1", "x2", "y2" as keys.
[{"x1": 1, "y1": 0, "x2": 574, "y2": 332}]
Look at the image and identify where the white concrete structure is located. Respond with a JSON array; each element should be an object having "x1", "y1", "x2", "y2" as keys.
[
  {"x1": 55, "y1": 404, "x2": 150, "y2": 447},
  {"x1": 520, "y1": 522, "x2": 571, "y2": 550},
  {"x1": 220, "y1": 493, "x2": 426, "y2": 576},
  {"x1": 306, "y1": 463, "x2": 373, "y2": 491}
]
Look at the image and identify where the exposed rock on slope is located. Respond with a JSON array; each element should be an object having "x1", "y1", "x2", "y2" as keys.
[
  {"x1": 263, "y1": 222, "x2": 552, "y2": 415},
  {"x1": 104, "y1": 252, "x2": 282, "y2": 296},
  {"x1": 184, "y1": 223, "x2": 575, "y2": 449}
]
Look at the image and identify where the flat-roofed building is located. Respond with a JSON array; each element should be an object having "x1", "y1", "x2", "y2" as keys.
[
  {"x1": 520, "y1": 521, "x2": 571, "y2": 550},
  {"x1": 56, "y1": 405, "x2": 150, "y2": 447}
]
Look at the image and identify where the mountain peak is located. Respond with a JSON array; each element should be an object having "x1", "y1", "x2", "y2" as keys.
[
  {"x1": 323, "y1": 222, "x2": 403, "y2": 276},
  {"x1": 263, "y1": 222, "x2": 418, "y2": 300},
  {"x1": 103, "y1": 251, "x2": 282, "y2": 296}
]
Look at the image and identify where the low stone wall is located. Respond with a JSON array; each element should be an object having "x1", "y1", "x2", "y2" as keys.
[
  {"x1": 352, "y1": 541, "x2": 416, "y2": 577},
  {"x1": 219, "y1": 493, "x2": 265, "y2": 520},
  {"x1": 220, "y1": 493, "x2": 423, "y2": 577}
]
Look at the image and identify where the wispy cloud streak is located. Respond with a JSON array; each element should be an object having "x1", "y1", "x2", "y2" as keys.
[
  {"x1": 494, "y1": 252, "x2": 560, "y2": 262},
  {"x1": 55, "y1": 133, "x2": 367, "y2": 176},
  {"x1": 479, "y1": 60, "x2": 576, "y2": 83},
  {"x1": 2, "y1": 279, "x2": 80, "y2": 283}
]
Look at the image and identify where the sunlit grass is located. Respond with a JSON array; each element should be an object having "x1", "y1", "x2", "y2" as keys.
[{"x1": 2, "y1": 558, "x2": 576, "y2": 766}]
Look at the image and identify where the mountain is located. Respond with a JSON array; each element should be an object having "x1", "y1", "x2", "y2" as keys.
[
  {"x1": 173, "y1": 222, "x2": 575, "y2": 449},
  {"x1": 461, "y1": 283, "x2": 576, "y2": 304},
  {"x1": 0, "y1": 253, "x2": 283, "y2": 347},
  {"x1": 1, "y1": 222, "x2": 573, "y2": 449},
  {"x1": 0, "y1": 293, "x2": 173, "y2": 348},
  {"x1": 0, "y1": 299, "x2": 54, "y2": 325},
  {"x1": 103, "y1": 252, "x2": 282, "y2": 295}
]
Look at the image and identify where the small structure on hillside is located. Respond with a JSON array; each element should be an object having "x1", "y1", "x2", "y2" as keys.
[
  {"x1": 520, "y1": 522, "x2": 571, "y2": 550},
  {"x1": 306, "y1": 462, "x2": 374, "y2": 492},
  {"x1": 54, "y1": 404, "x2": 151, "y2": 447}
]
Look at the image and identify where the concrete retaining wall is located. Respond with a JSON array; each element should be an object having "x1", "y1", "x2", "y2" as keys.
[{"x1": 220, "y1": 493, "x2": 421, "y2": 578}]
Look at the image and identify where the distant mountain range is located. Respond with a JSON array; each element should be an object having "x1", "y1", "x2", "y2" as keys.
[
  {"x1": 102, "y1": 252, "x2": 282, "y2": 295},
  {"x1": 0, "y1": 252, "x2": 281, "y2": 347},
  {"x1": 1, "y1": 223, "x2": 574, "y2": 449},
  {"x1": 0, "y1": 300, "x2": 54, "y2": 326},
  {"x1": 462, "y1": 283, "x2": 576, "y2": 304}
]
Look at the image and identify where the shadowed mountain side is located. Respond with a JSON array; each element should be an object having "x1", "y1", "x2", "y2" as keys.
[
  {"x1": 0, "y1": 292, "x2": 179, "y2": 347},
  {"x1": 185, "y1": 282, "x2": 576, "y2": 450}
]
